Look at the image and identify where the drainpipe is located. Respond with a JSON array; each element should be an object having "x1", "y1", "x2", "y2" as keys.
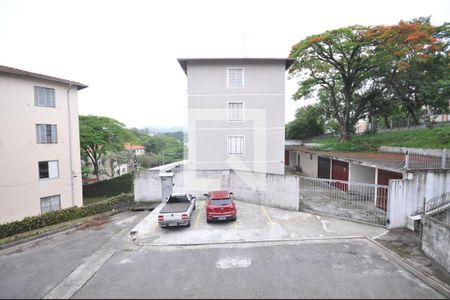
[{"x1": 67, "y1": 83, "x2": 75, "y2": 207}]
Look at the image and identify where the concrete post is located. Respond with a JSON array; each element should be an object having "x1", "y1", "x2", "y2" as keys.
[
  {"x1": 442, "y1": 149, "x2": 447, "y2": 169},
  {"x1": 405, "y1": 151, "x2": 410, "y2": 170}
]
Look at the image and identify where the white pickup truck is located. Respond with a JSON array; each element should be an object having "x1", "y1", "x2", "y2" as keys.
[{"x1": 158, "y1": 193, "x2": 196, "y2": 228}]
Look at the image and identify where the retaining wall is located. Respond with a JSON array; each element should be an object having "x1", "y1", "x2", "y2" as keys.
[
  {"x1": 421, "y1": 214, "x2": 450, "y2": 274},
  {"x1": 388, "y1": 170, "x2": 450, "y2": 228}
]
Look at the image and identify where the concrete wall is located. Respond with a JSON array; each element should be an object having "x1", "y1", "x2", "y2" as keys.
[
  {"x1": 134, "y1": 170, "x2": 161, "y2": 201},
  {"x1": 185, "y1": 59, "x2": 287, "y2": 175},
  {"x1": 230, "y1": 170, "x2": 299, "y2": 211},
  {"x1": 388, "y1": 170, "x2": 450, "y2": 228},
  {"x1": 134, "y1": 168, "x2": 299, "y2": 211},
  {"x1": 421, "y1": 214, "x2": 450, "y2": 274},
  {"x1": 172, "y1": 169, "x2": 229, "y2": 197},
  {"x1": 298, "y1": 151, "x2": 318, "y2": 177},
  {"x1": 0, "y1": 74, "x2": 83, "y2": 224},
  {"x1": 434, "y1": 209, "x2": 450, "y2": 226}
]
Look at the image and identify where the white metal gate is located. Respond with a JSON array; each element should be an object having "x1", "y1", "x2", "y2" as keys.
[{"x1": 299, "y1": 176, "x2": 389, "y2": 227}]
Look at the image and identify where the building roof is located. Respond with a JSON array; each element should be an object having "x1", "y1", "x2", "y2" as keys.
[
  {"x1": 0, "y1": 65, "x2": 88, "y2": 90},
  {"x1": 124, "y1": 144, "x2": 145, "y2": 150},
  {"x1": 286, "y1": 145, "x2": 406, "y2": 173},
  {"x1": 177, "y1": 58, "x2": 295, "y2": 75}
]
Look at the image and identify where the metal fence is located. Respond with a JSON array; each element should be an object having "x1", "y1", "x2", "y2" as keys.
[
  {"x1": 425, "y1": 192, "x2": 450, "y2": 215},
  {"x1": 299, "y1": 176, "x2": 389, "y2": 227},
  {"x1": 405, "y1": 148, "x2": 450, "y2": 170}
]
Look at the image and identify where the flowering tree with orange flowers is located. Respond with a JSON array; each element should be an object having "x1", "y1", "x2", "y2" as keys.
[{"x1": 289, "y1": 17, "x2": 448, "y2": 141}]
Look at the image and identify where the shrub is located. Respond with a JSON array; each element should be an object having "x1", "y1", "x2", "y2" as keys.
[
  {"x1": 0, "y1": 193, "x2": 133, "y2": 239},
  {"x1": 83, "y1": 173, "x2": 133, "y2": 198}
]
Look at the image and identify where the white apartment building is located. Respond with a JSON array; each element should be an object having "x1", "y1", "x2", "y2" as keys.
[
  {"x1": 0, "y1": 65, "x2": 87, "y2": 223},
  {"x1": 178, "y1": 58, "x2": 294, "y2": 175}
]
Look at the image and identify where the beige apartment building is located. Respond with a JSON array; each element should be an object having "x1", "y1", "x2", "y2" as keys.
[{"x1": 0, "y1": 65, "x2": 87, "y2": 224}]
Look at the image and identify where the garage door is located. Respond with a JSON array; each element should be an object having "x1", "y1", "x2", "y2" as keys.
[{"x1": 331, "y1": 160, "x2": 349, "y2": 191}]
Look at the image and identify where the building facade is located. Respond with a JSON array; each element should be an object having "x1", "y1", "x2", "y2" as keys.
[
  {"x1": 178, "y1": 58, "x2": 293, "y2": 175},
  {"x1": 0, "y1": 65, "x2": 87, "y2": 223}
]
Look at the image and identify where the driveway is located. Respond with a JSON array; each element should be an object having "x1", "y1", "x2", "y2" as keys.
[{"x1": 130, "y1": 200, "x2": 387, "y2": 246}]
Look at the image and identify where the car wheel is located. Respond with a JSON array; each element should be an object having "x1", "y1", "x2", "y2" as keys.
[
  {"x1": 193, "y1": 203, "x2": 196, "y2": 210},
  {"x1": 186, "y1": 221, "x2": 191, "y2": 227},
  {"x1": 206, "y1": 217, "x2": 210, "y2": 223}
]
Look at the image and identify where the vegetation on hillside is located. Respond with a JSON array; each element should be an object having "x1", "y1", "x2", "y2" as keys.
[{"x1": 311, "y1": 124, "x2": 450, "y2": 152}]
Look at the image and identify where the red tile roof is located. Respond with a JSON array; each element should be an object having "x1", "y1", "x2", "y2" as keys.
[
  {"x1": 0, "y1": 65, "x2": 88, "y2": 90},
  {"x1": 124, "y1": 144, "x2": 145, "y2": 150}
]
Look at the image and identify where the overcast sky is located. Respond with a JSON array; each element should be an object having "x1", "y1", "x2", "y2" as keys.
[{"x1": 1, "y1": 0, "x2": 449, "y2": 129}]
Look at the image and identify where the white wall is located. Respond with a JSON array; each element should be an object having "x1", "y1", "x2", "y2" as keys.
[
  {"x1": 388, "y1": 170, "x2": 450, "y2": 228},
  {"x1": 298, "y1": 151, "x2": 318, "y2": 177},
  {"x1": 230, "y1": 171, "x2": 299, "y2": 210},
  {"x1": 134, "y1": 170, "x2": 161, "y2": 201},
  {"x1": 134, "y1": 168, "x2": 299, "y2": 211},
  {"x1": 0, "y1": 74, "x2": 83, "y2": 224}
]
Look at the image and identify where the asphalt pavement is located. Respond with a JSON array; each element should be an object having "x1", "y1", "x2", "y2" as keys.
[{"x1": 0, "y1": 203, "x2": 448, "y2": 299}]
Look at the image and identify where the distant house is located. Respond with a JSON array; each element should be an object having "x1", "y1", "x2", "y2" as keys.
[
  {"x1": 178, "y1": 58, "x2": 294, "y2": 175},
  {"x1": 0, "y1": 65, "x2": 87, "y2": 224},
  {"x1": 124, "y1": 144, "x2": 145, "y2": 156},
  {"x1": 83, "y1": 144, "x2": 145, "y2": 183}
]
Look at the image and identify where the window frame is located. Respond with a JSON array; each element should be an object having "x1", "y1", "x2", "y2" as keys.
[
  {"x1": 36, "y1": 124, "x2": 58, "y2": 144},
  {"x1": 38, "y1": 160, "x2": 59, "y2": 180},
  {"x1": 227, "y1": 101, "x2": 245, "y2": 122},
  {"x1": 227, "y1": 135, "x2": 245, "y2": 155},
  {"x1": 40, "y1": 195, "x2": 61, "y2": 213},
  {"x1": 226, "y1": 67, "x2": 245, "y2": 89},
  {"x1": 34, "y1": 86, "x2": 56, "y2": 108}
]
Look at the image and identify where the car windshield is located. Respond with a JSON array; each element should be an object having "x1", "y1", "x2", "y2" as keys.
[
  {"x1": 168, "y1": 195, "x2": 189, "y2": 203},
  {"x1": 211, "y1": 198, "x2": 232, "y2": 206}
]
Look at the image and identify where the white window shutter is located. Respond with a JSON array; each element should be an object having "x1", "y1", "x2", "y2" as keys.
[
  {"x1": 51, "y1": 125, "x2": 57, "y2": 143},
  {"x1": 48, "y1": 161, "x2": 58, "y2": 178}
]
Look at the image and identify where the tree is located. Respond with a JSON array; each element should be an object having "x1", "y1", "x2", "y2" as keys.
[
  {"x1": 369, "y1": 18, "x2": 449, "y2": 125},
  {"x1": 286, "y1": 104, "x2": 325, "y2": 139},
  {"x1": 79, "y1": 115, "x2": 135, "y2": 180},
  {"x1": 288, "y1": 19, "x2": 444, "y2": 141}
]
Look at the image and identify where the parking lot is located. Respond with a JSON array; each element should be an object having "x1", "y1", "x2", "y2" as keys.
[
  {"x1": 130, "y1": 199, "x2": 387, "y2": 246},
  {"x1": 0, "y1": 200, "x2": 447, "y2": 299}
]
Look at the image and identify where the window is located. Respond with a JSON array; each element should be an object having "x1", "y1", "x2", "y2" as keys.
[
  {"x1": 40, "y1": 195, "x2": 61, "y2": 213},
  {"x1": 36, "y1": 124, "x2": 57, "y2": 143},
  {"x1": 39, "y1": 160, "x2": 59, "y2": 179},
  {"x1": 228, "y1": 102, "x2": 244, "y2": 121},
  {"x1": 34, "y1": 86, "x2": 55, "y2": 107},
  {"x1": 227, "y1": 136, "x2": 245, "y2": 155},
  {"x1": 227, "y1": 68, "x2": 244, "y2": 88}
]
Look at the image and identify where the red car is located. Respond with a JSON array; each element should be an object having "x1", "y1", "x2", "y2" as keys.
[{"x1": 204, "y1": 191, "x2": 237, "y2": 223}]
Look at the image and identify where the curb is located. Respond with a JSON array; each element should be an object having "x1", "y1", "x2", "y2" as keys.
[
  {"x1": 0, "y1": 209, "x2": 129, "y2": 252},
  {"x1": 368, "y1": 238, "x2": 450, "y2": 298}
]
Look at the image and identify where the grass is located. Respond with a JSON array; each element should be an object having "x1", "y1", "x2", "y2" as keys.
[
  {"x1": 310, "y1": 124, "x2": 450, "y2": 152},
  {"x1": 83, "y1": 196, "x2": 110, "y2": 205}
]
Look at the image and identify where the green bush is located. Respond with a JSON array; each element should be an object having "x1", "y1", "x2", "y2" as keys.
[
  {"x1": 83, "y1": 173, "x2": 133, "y2": 198},
  {"x1": 0, "y1": 193, "x2": 133, "y2": 239}
]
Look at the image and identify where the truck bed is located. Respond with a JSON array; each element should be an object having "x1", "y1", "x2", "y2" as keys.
[{"x1": 160, "y1": 202, "x2": 191, "y2": 214}]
